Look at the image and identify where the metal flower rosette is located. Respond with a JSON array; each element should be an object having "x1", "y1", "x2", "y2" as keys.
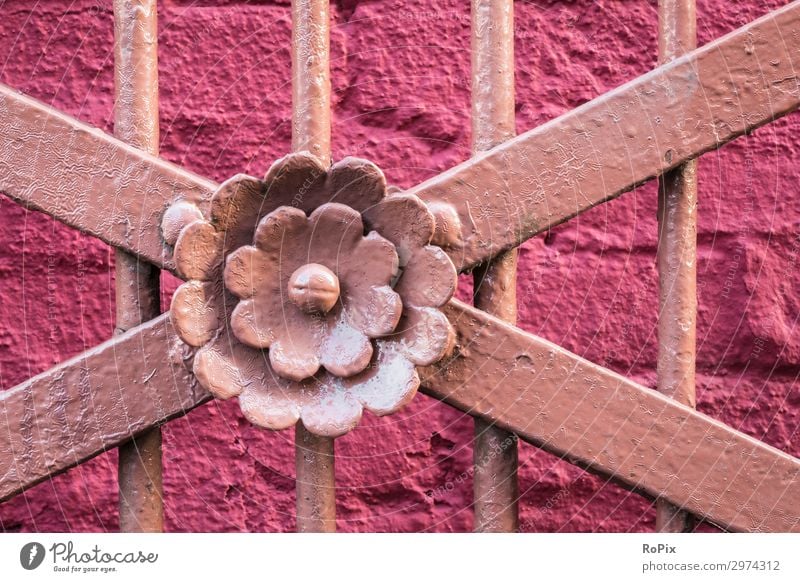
[{"x1": 164, "y1": 153, "x2": 456, "y2": 437}]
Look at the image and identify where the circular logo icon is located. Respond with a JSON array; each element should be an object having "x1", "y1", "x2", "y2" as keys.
[{"x1": 19, "y1": 542, "x2": 45, "y2": 570}]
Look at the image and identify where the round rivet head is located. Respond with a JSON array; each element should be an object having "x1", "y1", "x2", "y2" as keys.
[{"x1": 288, "y1": 263, "x2": 340, "y2": 314}]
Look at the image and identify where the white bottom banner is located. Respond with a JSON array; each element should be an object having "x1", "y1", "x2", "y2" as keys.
[{"x1": 0, "y1": 533, "x2": 796, "y2": 581}]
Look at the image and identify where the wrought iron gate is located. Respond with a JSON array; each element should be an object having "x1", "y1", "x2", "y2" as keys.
[{"x1": 0, "y1": 0, "x2": 799, "y2": 533}]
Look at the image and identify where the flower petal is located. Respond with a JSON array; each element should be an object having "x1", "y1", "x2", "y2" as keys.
[
  {"x1": 210, "y1": 174, "x2": 266, "y2": 232},
  {"x1": 263, "y1": 151, "x2": 327, "y2": 213},
  {"x1": 299, "y1": 376, "x2": 363, "y2": 437},
  {"x1": 170, "y1": 281, "x2": 222, "y2": 347},
  {"x1": 362, "y1": 194, "x2": 435, "y2": 265},
  {"x1": 229, "y1": 249, "x2": 319, "y2": 352},
  {"x1": 427, "y1": 200, "x2": 464, "y2": 248},
  {"x1": 230, "y1": 298, "x2": 275, "y2": 348},
  {"x1": 173, "y1": 220, "x2": 224, "y2": 281},
  {"x1": 193, "y1": 329, "x2": 266, "y2": 400},
  {"x1": 344, "y1": 284, "x2": 402, "y2": 338},
  {"x1": 348, "y1": 342, "x2": 420, "y2": 416},
  {"x1": 395, "y1": 245, "x2": 457, "y2": 307},
  {"x1": 238, "y1": 373, "x2": 301, "y2": 431},
  {"x1": 342, "y1": 231, "x2": 399, "y2": 290},
  {"x1": 307, "y1": 203, "x2": 365, "y2": 266},
  {"x1": 254, "y1": 206, "x2": 309, "y2": 255},
  {"x1": 269, "y1": 335, "x2": 322, "y2": 381},
  {"x1": 319, "y1": 317, "x2": 373, "y2": 377},
  {"x1": 325, "y1": 157, "x2": 386, "y2": 213},
  {"x1": 224, "y1": 245, "x2": 278, "y2": 299},
  {"x1": 393, "y1": 306, "x2": 455, "y2": 366}
]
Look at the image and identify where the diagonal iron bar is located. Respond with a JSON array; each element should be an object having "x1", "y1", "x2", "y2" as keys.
[
  {"x1": 2, "y1": 303, "x2": 797, "y2": 532},
  {"x1": 411, "y1": 0, "x2": 800, "y2": 271},
  {"x1": 420, "y1": 301, "x2": 800, "y2": 533},
  {"x1": 1, "y1": 3, "x2": 799, "y2": 276},
  {"x1": 0, "y1": 314, "x2": 209, "y2": 502},
  {"x1": 0, "y1": 83, "x2": 215, "y2": 274}
]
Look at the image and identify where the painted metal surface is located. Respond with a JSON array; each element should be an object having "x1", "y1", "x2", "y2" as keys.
[
  {"x1": 167, "y1": 155, "x2": 455, "y2": 437},
  {"x1": 2, "y1": 299, "x2": 797, "y2": 531},
  {"x1": 655, "y1": 0, "x2": 698, "y2": 533},
  {"x1": 113, "y1": 0, "x2": 164, "y2": 534},
  {"x1": 0, "y1": 315, "x2": 209, "y2": 503},
  {"x1": 1, "y1": 4, "x2": 799, "y2": 278},
  {"x1": 291, "y1": 0, "x2": 335, "y2": 533},
  {"x1": 470, "y1": 0, "x2": 519, "y2": 533},
  {"x1": 0, "y1": 0, "x2": 798, "y2": 534},
  {"x1": 421, "y1": 300, "x2": 800, "y2": 533},
  {"x1": 292, "y1": 0, "x2": 331, "y2": 163},
  {"x1": 409, "y1": 0, "x2": 800, "y2": 273},
  {"x1": 296, "y1": 421, "x2": 336, "y2": 533},
  {"x1": 0, "y1": 83, "x2": 215, "y2": 274}
]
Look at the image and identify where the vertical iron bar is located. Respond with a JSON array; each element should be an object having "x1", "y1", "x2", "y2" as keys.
[
  {"x1": 113, "y1": 0, "x2": 164, "y2": 533},
  {"x1": 471, "y1": 0, "x2": 519, "y2": 533},
  {"x1": 656, "y1": 0, "x2": 697, "y2": 533},
  {"x1": 292, "y1": 0, "x2": 332, "y2": 162},
  {"x1": 295, "y1": 423, "x2": 336, "y2": 532},
  {"x1": 292, "y1": 0, "x2": 335, "y2": 533}
]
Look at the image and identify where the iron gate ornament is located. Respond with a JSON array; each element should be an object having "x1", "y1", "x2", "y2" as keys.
[
  {"x1": 0, "y1": 1, "x2": 799, "y2": 533},
  {"x1": 165, "y1": 152, "x2": 456, "y2": 437}
]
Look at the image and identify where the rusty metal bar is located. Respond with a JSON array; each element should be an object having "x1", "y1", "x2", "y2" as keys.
[
  {"x1": 0, "y1": 84, "x2": 215, "y2": 274},
  {"x1": 0, "y1": 314, "x2": 210, "y2": 503},
  {"x1": 113, "y1": 0, "x2": 164, "y2": 534},
  {"x1": 470, "y1": 0, "x2": 519, "y2": 533},
  {"x1": 656, "y1": 0, "x2": 698, "y2": 533},
  {"x1": 410, "y1": 0, "x2": 800, "y2": 272},
  {"x1": 421, "y1": 300, "x2": 800, "y2": 533},
  {"x1": 292, "y1": 0, "x2": 335, "y2": 533},
  {"x1": 2, "y1": 300, "x2": 798, "y2": 531}
]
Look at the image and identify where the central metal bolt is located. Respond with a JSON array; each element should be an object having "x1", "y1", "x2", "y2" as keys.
[{"x1": 288, "y1": 263, "x2": 340, "y2": 314}]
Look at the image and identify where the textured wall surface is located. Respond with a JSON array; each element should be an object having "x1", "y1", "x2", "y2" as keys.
[{"x1": 1, "y1": 0, "x2": 798, "y2": 532}]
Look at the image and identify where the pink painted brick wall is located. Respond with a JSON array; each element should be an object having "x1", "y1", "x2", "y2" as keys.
[{"x1": 1, "y1": 0, "x2": 798, "y2": 532}]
